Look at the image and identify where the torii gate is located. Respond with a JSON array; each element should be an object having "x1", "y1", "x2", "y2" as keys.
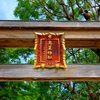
[{"x1": 0, "y1": 21, "x2": 100, "y2": 81}]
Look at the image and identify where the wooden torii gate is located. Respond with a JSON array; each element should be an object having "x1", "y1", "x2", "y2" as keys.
[{"x1": 0, "y1": 21, "x2": 100, "y2": 81}]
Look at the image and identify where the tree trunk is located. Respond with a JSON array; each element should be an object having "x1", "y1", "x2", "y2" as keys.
[{"x1": 91, "y1": 49, "x2": 100, "y2": 57}]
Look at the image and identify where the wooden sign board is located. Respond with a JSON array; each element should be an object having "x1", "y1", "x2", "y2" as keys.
[{"x1": 34, "y1": 32, "x2": 66, "y2": 68}]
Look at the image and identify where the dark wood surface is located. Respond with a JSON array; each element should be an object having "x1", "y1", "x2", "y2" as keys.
[{"x1": 0, "y1": 64, "x2": 100, "y2": 81}]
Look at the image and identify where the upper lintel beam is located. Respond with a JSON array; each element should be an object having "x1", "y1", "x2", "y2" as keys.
[
  {"x1": 0, "y1": 21, "x2": 100, "y2": 29},
  {"x1": 0, "y1": 21, "x2": 100, "y2": 48}
]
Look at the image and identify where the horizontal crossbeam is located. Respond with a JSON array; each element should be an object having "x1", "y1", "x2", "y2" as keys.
[
  {"x1": 0, "y1": 21, "x2": 100, "y2": 48},
  {"x1": 0, "y1": 64, "x2": 100, "y2": 81}
]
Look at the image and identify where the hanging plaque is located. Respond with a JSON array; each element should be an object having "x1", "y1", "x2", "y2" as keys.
[{"x1": 34, "y1": 32, "x2": 66, "y2": 68}]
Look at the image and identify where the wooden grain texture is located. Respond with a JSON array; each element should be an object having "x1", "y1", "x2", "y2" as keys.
[
  {"x1": 0, "y1": 21, "x2": 100, "y2": 48},
  {"x1": 65, "y1": 39, "x2": 100, "y2": 48},
  {"x1": 0, "y1": 39, "x2": 35, "y2": 48},
  {"x1": 0, "y1": 21, "x2": 100, "y2": 28},
  {"x1": 0, "y1": 39, "x2": 99, "y2": 48},
  {"x1": 0, "y1": 64, "x2": 100, "y2": 81}
]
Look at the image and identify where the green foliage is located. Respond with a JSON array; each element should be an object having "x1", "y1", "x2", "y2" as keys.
[
  {"x1": 0, "y1": 81, "x2": 99, "y2": 100},
  {"x1": 66, "y1": 48, "x2": 99, "y2": 64},
  {"x1": 0, "y1": 48, "x2": 33, "y2": 64},
  {"x1": 14, "y1": 0, "x2": 98, "y2": 21}
]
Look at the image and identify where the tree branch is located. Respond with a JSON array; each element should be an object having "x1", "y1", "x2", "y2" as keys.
[
  {"x1": 75, "y1": 0, "x2": 83, "y2": 11},
  {"x1": 94, "y1": 0, "x2": 100, "y2": 6},
  {"x1": 85, "y1": 81, "x2": 99, "y2": 100},
  {"x1": 44, "y1": 6, "x2": 66, "y2": 18},
  {"x1": 86, "y1": 0, "x2": 96, "y2": 20},
  {"x1": 71, "y1": 82, "x2": 78, "y2": 95},
  {"x1": 69, "y1": 0, "x2": 75, "y2": 20},
  {"x1": 91, "y1": 49, "x2": 100, "y2": 57},
  {"x1": 56, "y1": 0, "x2": 71, "y2": 20}
]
